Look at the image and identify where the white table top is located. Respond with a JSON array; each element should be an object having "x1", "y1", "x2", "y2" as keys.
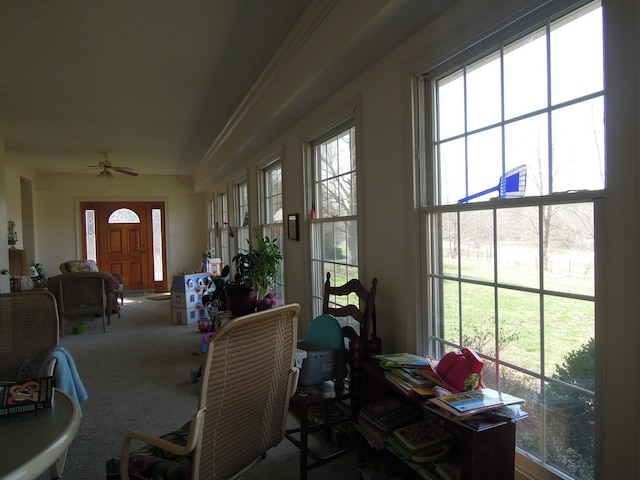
[{"x1": 0, "y1": 388, "x2": 81, "y2": 480}]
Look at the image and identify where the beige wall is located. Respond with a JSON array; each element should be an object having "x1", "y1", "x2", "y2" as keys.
[{"x1": 30, "y1": 172, "x2": 206, "y2": 282}]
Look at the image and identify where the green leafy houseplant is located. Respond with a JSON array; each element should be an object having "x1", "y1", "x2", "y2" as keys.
[{"x1": 232, "y1": 234, "x2": 282, "y2": 295}]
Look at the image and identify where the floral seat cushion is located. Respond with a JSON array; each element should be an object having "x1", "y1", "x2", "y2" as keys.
[{"x1": 105, "y1": 421, "x2": 193, "y2": 480}]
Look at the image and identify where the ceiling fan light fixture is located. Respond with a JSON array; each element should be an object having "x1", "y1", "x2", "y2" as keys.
[
  {"x1": 96, "y1": 169, "x2": 113, "y2": 178},
  {"x1": 83, "y1": 151, "x2": 138, "y2": 178}
]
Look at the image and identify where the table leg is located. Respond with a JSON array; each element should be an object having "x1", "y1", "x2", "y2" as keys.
[{"x1": 48, "y1": 448, "x2": 69, "y2": 479}]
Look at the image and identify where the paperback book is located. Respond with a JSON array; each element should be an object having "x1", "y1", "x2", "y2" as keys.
[
  {"x1": 384, "y1": 371, "x2": 434, "y2": 398},
  {"x1": 394, "y1": 419, "x2": 450, "y2": 451},
  {"x1": 360, "y1": 395, "x2": 422, "y2": 431},
  {"x1": 0, "y1": 376, "x2": 54, "y2": 416},
  {"x1": 375, "y1": 352, "x2": 432, "y2": 368},
  {"x1": 428, "y1": 388, "x2": 524, "y2": 418}
]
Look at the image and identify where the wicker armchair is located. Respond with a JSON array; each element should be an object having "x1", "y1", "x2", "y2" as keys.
[
  {"x1": 0, "y1": 291, "x2": 59, "y2": 381},
  {"x1": 106, "y1": 304, "x2": 301, "y2": 480},
  {"x1": 60, "y1": 259, "x2": 125, "y2": 306},
  {"x1": 47, "y1": 272, "x2": 115, "y2": 336}
]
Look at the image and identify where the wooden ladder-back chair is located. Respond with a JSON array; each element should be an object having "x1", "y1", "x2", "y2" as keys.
[
  {"x1": 323, "y1": 271, "x2": 378, "y2": 411},
  {"x1": 0, "y1": 291, "x2": 60, "y2": 381},
  {"x1": 285, "y1": 272, "x2": 378, "y2": 480},
  {"x1": 106, "y1": 304, "x2": 300, "y2": 480}
]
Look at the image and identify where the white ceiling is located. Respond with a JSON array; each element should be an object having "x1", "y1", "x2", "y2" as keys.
[{"x1": 0, "y1": 0, "x2": 454, "y2": 178}]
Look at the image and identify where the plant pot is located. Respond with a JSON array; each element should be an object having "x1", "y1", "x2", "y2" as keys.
[{"x1": 225, "y1": 285, "x2": 257, "y2": 317}]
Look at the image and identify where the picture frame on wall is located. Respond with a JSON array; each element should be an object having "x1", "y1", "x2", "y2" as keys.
[{"x1": 288, "y1": 213, "x2": 299, "y2": 241}]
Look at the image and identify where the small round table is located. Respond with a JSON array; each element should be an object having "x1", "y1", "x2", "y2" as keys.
[{"x1": 0, "y1": 389, "x2": 81, "y2": 480}]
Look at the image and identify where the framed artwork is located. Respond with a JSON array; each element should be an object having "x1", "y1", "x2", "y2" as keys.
[{"x1": 288, "y1": 213, "x2": 299, "y2": 241}]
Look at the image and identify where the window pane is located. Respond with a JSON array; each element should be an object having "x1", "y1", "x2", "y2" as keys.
[
  {"x1": 315, "y1": 127, "x2": 357, "y2": 219},
  {"x1": 550, "y1": 6, "x2": 603, "y2": 105},
  {"x1": 504, "y1": 114, "x2": 549, "y2": 196},
  {"x1": 467, "y1": 53, "x2": 501, "y2": 131},
  {"x1": 264, "y1": 164, "x2": 282, "y2": 224},
  {"x1": 152, "y1": 209, "x2": 163, "y2": 282},
  {"x1": 441, "y1": 212, "x2": 459, "y2": 277},
  {"x1": 542, "y1": 203, "x2": 595, "y2": 296},
  {"x1": 545, "y1": 380, "x2": 595, "y2": 478},
  {"x1": 437, "y1": 70, "x2": 465, "y2": 139},
  {"x1": 498, "y1": 288, "x2": 541, "y2": 372},
  {"x1": 441, "y1": 279, "x2": 460, "y2": 345},
  {"x1": 497, "y1": 206, "x2": 540, "y2": 289},
  {"x1": 544, "y1": 296, "x2": 594, "y2": 381},
  {"x1": 504, "y1": 30, "x2": 547, "y2": 120},
  {"x1": 85, "y1": 210, "x2": 96, "y2": 261},
  {"x1": 459, "y1": 210, "x2": 494, "y2": 283},
  {"x1": 510, "y1": 372, "x2": 542, "y2": 457},
  {"x1": 551, "y1": 98, "x2": 605, "y2": 192},
  {"x1": 466, "y1": 127, "x2": 502, "y2": 202},
  {"x1": 439, "y1": 138, "x2": 466, "y2": 205},
  {"x1": 108, "y1": 208, "x2": 140, "y2": 224},
  {"x1": 460, "y1": 283, "x2": 496, "y2": 352}
]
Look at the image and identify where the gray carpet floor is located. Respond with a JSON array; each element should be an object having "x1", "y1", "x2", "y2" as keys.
[{"x1": 41, "y1": 291, "x2": 359, "y2": 479}]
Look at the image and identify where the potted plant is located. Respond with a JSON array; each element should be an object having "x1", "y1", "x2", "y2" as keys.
[{"x1": 227, "y1": 234, "x2": 282, "y2": 315}]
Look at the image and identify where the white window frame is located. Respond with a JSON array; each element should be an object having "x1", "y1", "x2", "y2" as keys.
[
  {"x1": 234, "y1": 178, "x2": 250, "y2": 263},
  {"x1": 309, "y1": 120, "x2": 359, "y2": 318},
  {"x1": 418, "y1": 2, "x2": 603, "y2": 479},
  {"x1": 259, "y1": 157, "x2": 284, "y2": 295},
  {"x1": 218, "y1": 191, "x2": 230, "y2": 268}
]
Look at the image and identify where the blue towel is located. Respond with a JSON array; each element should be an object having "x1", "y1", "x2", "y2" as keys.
[{"x1": 19, "y1": 345, "x2": 89, "y2": 414}]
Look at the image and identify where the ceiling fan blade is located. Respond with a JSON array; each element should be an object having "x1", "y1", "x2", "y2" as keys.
[{"x1": 113, "y1": 166, "x2": 138, "y2": 176}]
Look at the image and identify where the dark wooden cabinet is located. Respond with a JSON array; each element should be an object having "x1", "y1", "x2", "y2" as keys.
[{"x1": 359, "y1": 361, "x2": 516, "y2": 480}]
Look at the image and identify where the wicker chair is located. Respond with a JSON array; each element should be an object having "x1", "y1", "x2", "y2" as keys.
[
  {"x1": 0, "y1": 291, "x2": 59, "y2": 381},
  {"x1": 47, "y1": 271, "x2": 115, "y2": 336},
  {"x1": 106, "y1": 304, "x2": 300, "y2": 480},
  {"x1": 60, "y1": 259, "x2": 125, "y2": 306}
]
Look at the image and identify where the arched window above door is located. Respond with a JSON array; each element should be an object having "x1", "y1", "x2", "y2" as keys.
[{"x1": 108, "y1": 208, "x2": 140, "y2": 224}]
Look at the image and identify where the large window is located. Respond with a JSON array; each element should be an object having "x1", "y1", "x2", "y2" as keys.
[
  {"x1": 218, "y1": 192, "x2": 229, "y2": 267},
  {"x1": 261, "y1": 161, "x2": 284, "y2": 295},
  {"x1": 235, "y1": 180, "x2": 249, "y2": 256},
  {"x1": 207, "y1": 196, "x2": 216, "y2": 258},
  {"x1": 310, "y1": 121, "x2": 358, "y2": 317},
  {"x1": 421, "y1": 2, "x2": 602, "y2": 479}
]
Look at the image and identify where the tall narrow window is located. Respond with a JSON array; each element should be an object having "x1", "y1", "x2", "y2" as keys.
[
  {"x1": 208, "y1": 196, "x2": 216, "y2": 258},
  {"x1": 85, "y1": 209, "x2": 97, "y2": 261},
  {"x1": 310, "y1": 121, "x2": 358, "y2": 318},
  {"x1": 219, "y1": 192, "x2": 229, "y2": 267},
  {"x1": 421, "y1": 3, "x2": 602, "y2": 479},
  {"x1": 261, "y1": 161, "x2": 284, "y2": 295},
  {"x1": 151, "y1": 208, "x2": 163, "y2": 282},
  {"x1": 235, "y1": 180, "x2": 249, "y2": 254}
]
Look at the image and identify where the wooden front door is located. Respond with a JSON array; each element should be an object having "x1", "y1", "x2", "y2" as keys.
[{"x1": 81, "y1": 201, "x2": 167, "y2": 292}]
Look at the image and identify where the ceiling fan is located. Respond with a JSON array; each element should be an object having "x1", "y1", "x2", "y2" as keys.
[{"x1": 85, "y1": 152, "x2": 139, "y2": 178}]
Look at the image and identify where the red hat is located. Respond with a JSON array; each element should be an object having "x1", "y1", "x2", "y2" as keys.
[{"x1": 433, "y1": 348, "x2": 484, "y2": 393}]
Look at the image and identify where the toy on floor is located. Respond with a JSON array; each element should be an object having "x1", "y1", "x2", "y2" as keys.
[{"x1": 191, "y1": 331, "x2": 215, "y2": 383}]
